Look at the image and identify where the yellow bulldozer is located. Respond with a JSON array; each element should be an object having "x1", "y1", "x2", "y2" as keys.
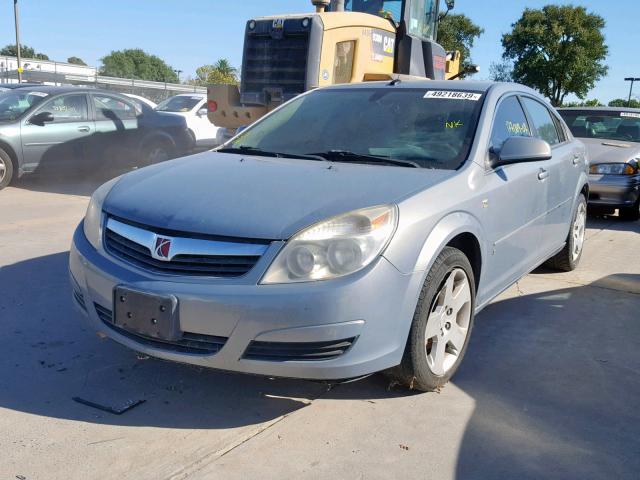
[{"x1": 208, "y1": 0, "x2": 467, "y2": 130}]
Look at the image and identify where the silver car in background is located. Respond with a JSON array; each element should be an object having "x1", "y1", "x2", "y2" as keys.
[
  {"x1": 558, "y1": 107, "x2": 640, "y2": 220},
  {"x1": 70, "y1": 81, "x2": 588, "y2": 391}
]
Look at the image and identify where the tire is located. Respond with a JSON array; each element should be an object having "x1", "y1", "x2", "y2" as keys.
[
  {"x1": 619, "y1": 198, "x2": 640, "y2": 221},
  {"x1": 0, "y1": 148, "x2": 15, "y2": 191},
  {"x1": 143, "y1": 139, "x2": 173, "y2": 166},
  {"x1": 546, "y1": 194, "x2": 587, "y2": 272},
  {"x1": 387, "y1": 247, "x2": 476, "y2": 392}
]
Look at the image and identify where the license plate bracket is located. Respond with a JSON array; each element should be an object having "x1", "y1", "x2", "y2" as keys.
[{"x1": 113, "y1": 287, "x2": 180, "y2": 341}]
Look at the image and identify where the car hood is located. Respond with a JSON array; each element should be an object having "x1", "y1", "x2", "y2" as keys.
[
  {"x1": 104, "y1": 152, "x2": 455, "y2": 240},
  {"x1": 579, "y1": 137, "x2": 640, "y2": 164}
]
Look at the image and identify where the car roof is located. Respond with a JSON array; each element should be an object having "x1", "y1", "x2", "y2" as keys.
[
  {"x1": 4, "y1": 85, "x2": 133, "y2": 97},
  {"x1": 557, "y1": 106, "x2": 640, "y2": 113},
  {"x1": 0, "y1": 82, "x2": 44, "y2": 89},
  {"x1": 321, "y1": 79, "x2": 531, "y2": 93}
]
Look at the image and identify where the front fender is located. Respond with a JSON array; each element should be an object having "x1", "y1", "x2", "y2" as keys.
[{"x1": 384, "y1": 210, "x2": 487, "y2": 277}]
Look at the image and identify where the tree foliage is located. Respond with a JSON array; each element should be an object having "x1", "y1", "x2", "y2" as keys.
[
  {"x1": 489, "y1": 60, "x2": 513, "y2": 82},
  {"x1": 436, "y1": 14, "x2": 483, "y2": 69},
  {"x1": 562, "y1": 99, "x2": 604, "y2": 107},
  {"x1": 609, "y1": 98, "x2": 640, "y2": 108},
  {"x1": 100, "y1": 48, "x2": 178, "y2": 83},
  {"x1": 188, "y1": 59, "x2": 239, "y2": 86},
  {"x1": 501, "y1": 5, "x2": 608, "y2": 106},
  {"x1": 67, "y1": 56, "x2": 87, "y2": 66},
  {"x1": 0, "y1": 44, "x2": 49, "y2": 60}
]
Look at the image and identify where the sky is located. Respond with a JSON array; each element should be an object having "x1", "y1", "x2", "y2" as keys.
[{"x1": 0, "y1": 0, "x2": 638, "y2": 103}]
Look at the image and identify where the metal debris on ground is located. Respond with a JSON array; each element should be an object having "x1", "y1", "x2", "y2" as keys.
[{"x1": 72, "y1": 396, "x2": 146, "y2": 415}]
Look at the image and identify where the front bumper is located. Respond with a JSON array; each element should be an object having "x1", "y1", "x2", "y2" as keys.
[
  {"x1": 69, "y1": 224, "x2": 423, "y2": 380},
  {"x1": 588, "y1": 173, "x2": 640, "y2": 207}
]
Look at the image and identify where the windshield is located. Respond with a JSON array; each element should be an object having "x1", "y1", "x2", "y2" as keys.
[
  {"x1": 342, "y1": 0, "x2": 403, "y2": 21},
  {"x1": 559, "y1": 110, "x2": 640, "y2": 143},
  {"x1": 227, "y1": 88, "x2": 484, "y2": 170},
  {"x1": 156, "y1": 96, "x2": 201, "y2": 112},
  {"x1": 0, "y1": 91, "x2": 48, "y2": 122}
]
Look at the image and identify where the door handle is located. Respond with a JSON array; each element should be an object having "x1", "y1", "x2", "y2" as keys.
[
  {"x1": 78, "y1": 126, "x2": 90, "y2": 133},
  {"x1": 572, "y1": 154, "x2": 581, "y2": 165},
  {"x1": 538, "y1": 168, "x2": 549, "y2": 180}
]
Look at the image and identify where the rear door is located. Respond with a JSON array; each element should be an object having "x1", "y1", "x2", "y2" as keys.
[
  {"x1": 20, "y1": 93, "x2": 93, "y2": 172},
  {"x1": 90, "y1": 93, "x2": 141, "y2": 170},
  {"x1": 520, "y1": 97, "x2": 578, "y2": 247},
  {"x1": 480, "y1": 95, "x2": 550, "y2": 299}
]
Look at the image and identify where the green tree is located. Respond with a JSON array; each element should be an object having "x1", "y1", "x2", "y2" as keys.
[
  {"x1": 0, "y1": 44, "x2": 49, "y2": 60},
  {"x1": 562, "y1": 99, "x2": 604, "y2": 107},
  {"x1": 436, "y1": 14, "x2": 484, "y2": 69},
  {"x1": 501, "y1": 5, "x2": 608, "y2": 106},
  {"x1": 609, "y1": 98, "x2": 640, "y2": 108},
  {"x1": 100, "y1": 48, "x2": 178, "y2": 83},
  {"x1": 489, "y1": 60, "x2": 513, "y2": 82},
  {"x1": 67, "y1": 56, "x2": 87, "y2": 66},
  {"x1": 188, "y1": 59, "x2": 239, "y2": 86}
]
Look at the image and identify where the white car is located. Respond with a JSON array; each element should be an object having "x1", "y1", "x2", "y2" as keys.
[
  {"x1": 155, "y1": 93, "x2": 220, "y2": 148},
  {"x1": 124, "y1": 94, "x2": 157, "y2": 109}
]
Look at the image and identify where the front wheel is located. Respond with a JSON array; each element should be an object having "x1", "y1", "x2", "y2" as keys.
[
  {"x1": 387, "y1": 247, "x2": 476, "y2": 392},
  {"x1": 546, "y1": 194, "x2": 587, "y2": 271},
  {"x1": 0, "y1": 148, "x2": 14, "y2": 190},
  {"x1": 143, "y1": 140, "x2": 173, "y2": 166}
]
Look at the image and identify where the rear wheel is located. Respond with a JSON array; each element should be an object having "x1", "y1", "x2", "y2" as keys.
[
  {"x1": 0, "y1": 148, "x2": 15, "y2": 191},
  {"x1": 143, "y1": 139, "x2": 172, "y2": 166},
  {"x1": 546, "y1": 194, "x2": 587, "y2": 271},
  {"x1": 387, "y1": 247, "x2": 475, "y2": 392}
]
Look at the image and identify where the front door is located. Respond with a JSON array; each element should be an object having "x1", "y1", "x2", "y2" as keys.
[
  {"x1": 479, "y1": 95, "x2": 550, "y2": 302},
  {"x1": 21, "y1": 93, "x2": 93, "y2": 173}
]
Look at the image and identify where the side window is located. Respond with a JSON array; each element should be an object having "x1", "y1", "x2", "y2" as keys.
[
  {"x1": 93, "y1": 95, "x2": 138, "y2": 121},
  {"x1": 521, "y1": 97, "x2": 560, "y2": 146},
  {"x1": 490, "y1": 96, "x2": 531, "y2": 150},
  {"x1": 552, "y1": 114, "x2": 567, "y2": 143},
  {"x1": 39, "y1": 94, "x2": 88, "y2": 123}
]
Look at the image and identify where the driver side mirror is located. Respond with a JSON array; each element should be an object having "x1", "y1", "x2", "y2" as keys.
[
  {"x1": 197, "y1": 108, "x2": 208, "y2": 117},
  {"x1": 490, "y1": 136, "x2": 552, "y2": 169},
  {"x1": 29, "y1": 111, "x2": 54, "y2": 126}
]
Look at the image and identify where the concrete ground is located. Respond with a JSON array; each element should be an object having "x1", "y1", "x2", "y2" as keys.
[{"x1": 1, "y1": 174, "x2": 639, "y2": 480}]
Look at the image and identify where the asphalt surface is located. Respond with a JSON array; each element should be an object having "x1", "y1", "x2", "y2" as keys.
[{"x1": 1, "y1": 173, "x2": 639, "y2": 480}]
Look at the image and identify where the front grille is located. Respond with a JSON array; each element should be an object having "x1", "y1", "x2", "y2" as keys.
[
  {"x1": 241, "y1": 19, "x2": 310, "y2": 104},
  {"x1": 95, "y1": 303, "x2": 227, "y2": 355},
  {"x1": 104, "y1": 223, "x2": 262, "y2": 278},
  {"x1": 243, "y1": 337, "x2": 357, "y2": 362}
]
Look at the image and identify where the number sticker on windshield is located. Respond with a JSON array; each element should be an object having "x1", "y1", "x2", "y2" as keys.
[
  {"x1": 28, "y1": 91, "x2": 48, "y2": 97},
  {"x1": 620, "y1": 112, "x2": 640, "y2": 119},
  {"x1": 424, "y1": 90, "x2": 482, "y2": 101}
]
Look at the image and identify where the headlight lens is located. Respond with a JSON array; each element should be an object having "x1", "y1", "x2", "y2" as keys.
[
  {"x1": 590, "y1": 163, "x2": 637, "y2": 175},
  {"x1": 83, "y1": 177, "x2": 121, "y2": 250},
  {"x1": 261, "y1": 205, "x2": 398, "y2": 284}
]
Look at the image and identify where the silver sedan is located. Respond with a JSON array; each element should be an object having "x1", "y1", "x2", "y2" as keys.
[{"x1": 70, "y1": 80, "x2": 588, "y2": 391}]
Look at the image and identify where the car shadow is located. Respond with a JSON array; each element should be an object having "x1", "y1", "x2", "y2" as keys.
[
  {"x1": 12, "y1": 170, "x2": 120, "y2": 197},
  {"x1": 452, "y1": 274, "x2": 640, "y2": 479},
  {"x1": 0, "y1": 251, "x2": 403, "y2": 431}
]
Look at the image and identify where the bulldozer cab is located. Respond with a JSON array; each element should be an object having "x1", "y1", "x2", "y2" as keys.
[{"x1": 330, "y1": 0, "x2": 440, "y2": 41}]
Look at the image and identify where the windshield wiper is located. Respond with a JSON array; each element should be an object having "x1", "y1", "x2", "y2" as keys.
[
  {"x1": 307, "y1": 150, "x2": 419, "y2": 168},
  {"x1": 217, "y1": 146, "x2": 328, "y2": 162}
]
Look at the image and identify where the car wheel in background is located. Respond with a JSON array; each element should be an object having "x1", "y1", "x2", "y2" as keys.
[
  {"x1": 619, "y1": 198, "x2": 640, "y2": 221},
  {"x1": 143, "y1": 139, "x2": 173, "y2": 166},
  {"x1": 546, "y1": 194, "x2": 587, "y2": 272},
  {"x1": 0, "y1": 148, "x2": 15, "y2": 191},
  {"x1": 387, "y1": 247, "x2": 476, "y2": 392}
]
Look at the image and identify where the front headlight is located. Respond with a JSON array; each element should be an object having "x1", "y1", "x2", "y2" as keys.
[
  {"x1": 261, "y1": 205, "x2": 398, "y2": 284},
  {"x1": 590, "y1": 163, "x2": 637, "y2": 175},
  {"x1": 83, "y1": 177, "x2": 121, "y2": 250}
]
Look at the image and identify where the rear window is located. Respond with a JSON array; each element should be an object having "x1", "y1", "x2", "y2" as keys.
[
  {"x1": 230, "y1": 88, "x2": 485, "y2": 170},
  {"x1": 558, "y1": 110, "x2": 640, "y2": 143},
  {"x1": 156, "y1": 96, "x2": 201, "y2": 112}
]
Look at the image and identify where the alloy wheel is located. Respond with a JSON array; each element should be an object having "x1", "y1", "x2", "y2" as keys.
[
  {"x1": 0, "y1": 157, "x2": 6, "y2": 183},
  {"x1": 424, "y1": 268, "x2": 472, "y2": 376},
  {"x1": 572, "y1": 202, "x2": 587, "y2": 261}
]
